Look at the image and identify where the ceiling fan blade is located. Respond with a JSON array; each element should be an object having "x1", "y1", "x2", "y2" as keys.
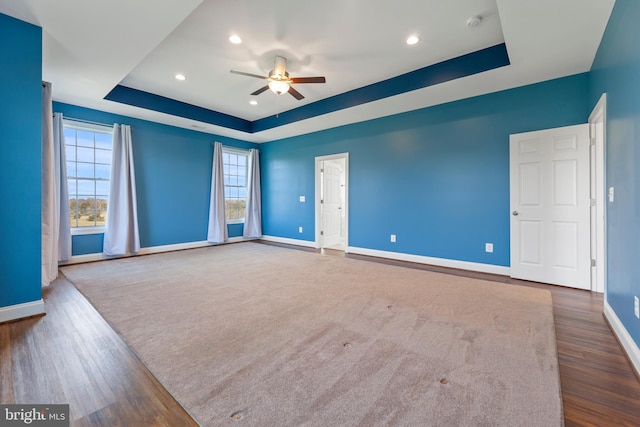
[
  {"x1": 230, "y1": 70, "x2": 268, "y2": 80},
  {"x1": 290, "y1": 76, "x2": 326, "y2": 84},
  {"x1": 288, "y1": 86, "x2": 305, "y2": 100},
  {"x1": 250, "y1": 85, "x2": 270, "y2": 96}
]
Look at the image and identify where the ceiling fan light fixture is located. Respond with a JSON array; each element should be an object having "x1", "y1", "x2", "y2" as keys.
[
  {"x1": 228, "y1": 34, "x2": 242, "y2": 44},
  {"x1": 268, "y1": 80, "x2": 290, "y2": 95},
  {"x1": 230, "y1": 55, "x2": 325, "y2": 100}
]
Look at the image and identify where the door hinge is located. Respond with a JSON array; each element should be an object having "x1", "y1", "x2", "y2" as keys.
[
  {"x1": 320, "y1": 231, "x2": 324, "y2": 236},
  {"x1": 590, "y1": 198, "x2": 596, "y2": 207},
  {"x1": 591, "y1": 259, "x2": 596, "y2": 267},
  {"x1": 320, "y1": 199, "x2": 324, "y2": 204},
  {"x1": 590, "y1": 137, "x2": 596, "y2": 146},
  {"x1": 321, "y1": 168, "x2": 324, "y2": 173}
]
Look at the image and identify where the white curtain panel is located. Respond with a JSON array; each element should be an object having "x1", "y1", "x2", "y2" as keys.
[
  {"x1": 41, "y1": 82, "x2": 57, "y2": 286},
  {"x1": 41, "y1": 84, "x2": 72, "y2": 287},
  {"x1": 54, "y1": 113, "x2": 71, "y2": 262},
  {"x1": 243, "y1": 148, "x2": 262, "y2": 238},
  {"x1": 103, "y1": 124, "x2": 140, "y2": 256},
  {"x1": 207, "y1": 142, "x2": 228, "y2": 243}
]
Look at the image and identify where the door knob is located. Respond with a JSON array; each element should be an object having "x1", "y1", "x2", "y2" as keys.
[{"x1": 512, "y1": 210, "x2": 519, "y2": 216}]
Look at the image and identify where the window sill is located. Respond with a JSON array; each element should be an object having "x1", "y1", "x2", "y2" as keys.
[{"x1": 71, "y1": 226, "x2": 106, "y2": 236}]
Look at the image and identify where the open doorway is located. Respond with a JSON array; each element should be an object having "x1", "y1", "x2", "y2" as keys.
[{"x1": 315, "y1": 153, "x2": 349, "y2": 251}]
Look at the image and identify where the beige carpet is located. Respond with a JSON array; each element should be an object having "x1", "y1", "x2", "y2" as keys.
[{"x1": 61, "y1": 242, "x2": 563, "y2": 426}]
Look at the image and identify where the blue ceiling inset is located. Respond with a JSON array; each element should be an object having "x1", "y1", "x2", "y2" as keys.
[
  {"x1": 104, "y1": 43, "x2": 510, "y2": 134},
  {"x1": 104, "y1": 86, "x2": 252, "y2": 132}
]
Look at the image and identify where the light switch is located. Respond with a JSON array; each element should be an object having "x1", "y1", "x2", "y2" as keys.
[{"x1": 608, "y1": 187, "x2": 614, "y2": 203}]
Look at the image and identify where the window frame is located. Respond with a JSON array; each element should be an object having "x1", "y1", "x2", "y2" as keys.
[
  {"x1": 222, "y1": 146, "x2": 249, "y2": 224},
  {"x1": 63, "y1": 119, "x2": 114, "y2": 235}
]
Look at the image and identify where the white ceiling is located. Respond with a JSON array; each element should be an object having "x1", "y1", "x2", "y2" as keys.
[{"x1": 0, "y1": 0, "x2": 615, "y2": 143}]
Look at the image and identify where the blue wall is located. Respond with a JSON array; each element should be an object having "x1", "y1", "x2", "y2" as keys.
[
  {"x1": 1, "y1": 6, "x2": 637, "y2": 352},
  {"x1": 0, "y1": 14, "x2": 42, "y2": 307},
  {"x1": 54, "y1": 103, "x2": 257, "y2": 255},
  {"x1": 589, "y1": 0, "x2": 640, "y2": 345},
  {"x1": 261, "y1": 74, "x2": 589, "y2": 266}
]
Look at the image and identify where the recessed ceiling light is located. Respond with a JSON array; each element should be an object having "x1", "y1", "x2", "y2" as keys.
[
  {"x1": 249, "y1": 100, "x2": 258, "y2": 106},
  {"x1": 406, "y1": 35, "x2": 420, "y2": 45},
  {"x1": 175, "y1": 74, "x2": 186, "y2": 81},
  {"x1": 229, "y1": 34, "x2": 242, "y2": 44}
]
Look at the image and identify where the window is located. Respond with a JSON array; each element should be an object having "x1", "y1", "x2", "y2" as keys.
[
  {"x1": 223, "y1": 148, "x2": 248, "y2": 222},
  {"x1": 64, "y1": 121, "x2": 113, "y2": 232}
]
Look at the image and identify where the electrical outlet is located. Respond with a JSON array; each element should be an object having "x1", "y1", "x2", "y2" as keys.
[
  {"x1": 299, "y1": 196, "x2": 305, "y2": 202},
  {"x1": 390, "y1": 234, "x2": 396, "y2": 243},
  {"x1": 608, "y1": 187, "x2": 615, "y2": 203},
  {"x1": 298, "y1": 226, "x2": 303, "y2": 233},
  {"x1": 485, "y1": 243, "x2": 494, "y2": 253},
  {"x1": 634, "y1": 296, "x2": 639, "y2": 319}
]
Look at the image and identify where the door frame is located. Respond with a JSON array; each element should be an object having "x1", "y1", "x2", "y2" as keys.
[
  {"x1": 589, "y1": 93, "x2": 607, "y2": 294},
  {"x1": 315, "y1": 152, "x2": 349, "y2": 250}
]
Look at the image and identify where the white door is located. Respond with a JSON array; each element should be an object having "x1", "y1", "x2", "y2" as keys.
[
  {"x1": 321, "y1": 160, "x2": 344, "y2": 248},
  {"x1": 509, "y1": 124, "x2": 591, "y2": 289}
]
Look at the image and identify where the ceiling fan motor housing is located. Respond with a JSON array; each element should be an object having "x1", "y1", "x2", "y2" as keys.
[
  {"x1": 272, "y1": 55, "x2": 288, "y2": 79},
  {"x1": 269, "y1": 70, "x2": 290, "y2": 82}
]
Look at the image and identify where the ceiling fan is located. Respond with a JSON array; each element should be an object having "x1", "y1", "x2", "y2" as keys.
[{"x1": 230, "y1": 55, "x2": 326, "y2": 100}]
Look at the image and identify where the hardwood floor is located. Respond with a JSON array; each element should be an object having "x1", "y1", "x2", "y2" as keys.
[
  {"x1": 1, "y1": 245, "x2": 639, "y2": 426},
  {"x1": 0, "y1": 277, "x2": 198, "y2": 426}
]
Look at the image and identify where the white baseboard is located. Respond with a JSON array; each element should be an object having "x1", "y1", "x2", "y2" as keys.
[
  {"x1": 347, "y1": 246, "x2": 511, "y2": 276},
  {"x1": 258, "y1": 237, "x2": 510, "y2": 276},
  {"x1": 62, "y1": 235, "x2": 509, "y2": 276},
  {"x1": 604, "y1": 301, "x2": 640, "y2": 377},
  {"x1": 0, "y1": 299, "x2": 45, "y2": 323},
  {"x1": 260, "y1": 235, "x2": 317, "y2": 248},
  {"x1": 59, "y1": 237, "x2": 246, "y2": 265}
]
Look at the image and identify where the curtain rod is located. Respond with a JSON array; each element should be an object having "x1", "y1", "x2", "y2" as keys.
[
  {"x1": 62, "y1": 116, "x2": 113, "y2": 128},
  {"x1": 211, "y1": 143, "x2": 255, "y2": 151}
]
